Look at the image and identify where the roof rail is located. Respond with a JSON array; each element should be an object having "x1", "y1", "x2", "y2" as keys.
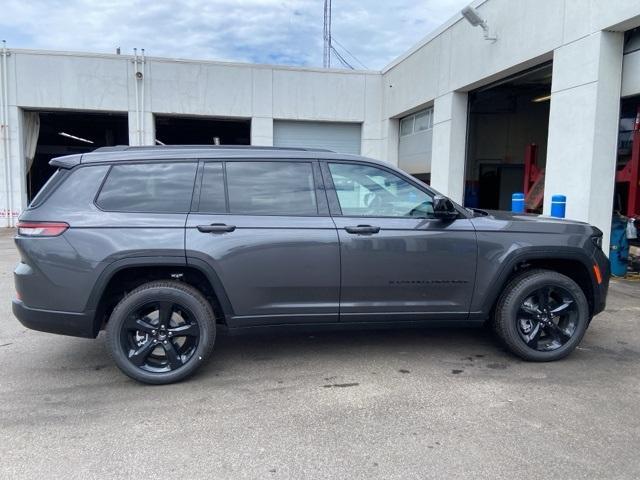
[{"x1": 91, "y1": 145, "x2": 335, "y2": 153}]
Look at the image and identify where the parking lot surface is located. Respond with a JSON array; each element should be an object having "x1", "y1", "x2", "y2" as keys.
[{"x1": 0, "y1": 228, "x2": 639, "y2": 479}]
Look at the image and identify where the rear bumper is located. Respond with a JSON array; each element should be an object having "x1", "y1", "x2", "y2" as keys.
[{"x1": 12, "y1": 299, "x2": 97, "y2": 338}]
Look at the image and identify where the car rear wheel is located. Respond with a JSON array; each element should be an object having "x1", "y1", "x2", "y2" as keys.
[
  {"x1": 493, "y1": 269, "x2": 590, "y2": 361},
  {"x1": 106, "y1": 280, "x2": 216, "y2": 384}
]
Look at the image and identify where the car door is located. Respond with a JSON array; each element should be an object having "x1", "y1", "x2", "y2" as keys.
[
  {"x1": 322, "y1": 160, "x2": 477, "y2": 322},
  {"x1": 185, "y1": 159, "x2": 340, "y2": 327}
]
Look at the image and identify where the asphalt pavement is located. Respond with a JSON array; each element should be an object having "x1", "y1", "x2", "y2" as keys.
[{"x1": 1, "y1": 228, "x2": 639, "y2": 479}]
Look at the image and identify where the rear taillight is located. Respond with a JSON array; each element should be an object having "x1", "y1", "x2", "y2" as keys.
[{"x1": 17, "y1": 221, "x2": 69, "y2": 237}]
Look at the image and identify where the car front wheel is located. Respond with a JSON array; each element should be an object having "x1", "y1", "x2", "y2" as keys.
[
  {"x1": 493, "y1": 269, "x2": 590, "y2": 361},
  {"x1": 106, "y1": 280, "x2": 216, "y2": 384}
]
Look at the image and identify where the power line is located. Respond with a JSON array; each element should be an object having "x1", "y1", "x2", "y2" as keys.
[
  {"x1": 330, "y1": 46, "x2": 354, "y2": 69},
  {"x1": 332, "y1": 38, "x2": 368, "y2": 69}
]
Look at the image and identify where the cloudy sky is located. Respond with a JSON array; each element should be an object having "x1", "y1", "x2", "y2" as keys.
[{"x1": 1, "y1": 0, "x2": 469, "y2": 70}]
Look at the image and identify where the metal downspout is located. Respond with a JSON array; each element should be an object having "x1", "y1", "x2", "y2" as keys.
[
  {"x1": 140, "y1": 48, "x2": 145, "y2": 145},
  {"x1": 1, "y1": 41, "x2": 12, "y2": 227},
  {"x1": 133, "y1": 48, "x2": 140, "y2": 146}
]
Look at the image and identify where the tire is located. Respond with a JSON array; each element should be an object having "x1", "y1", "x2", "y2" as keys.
[
  {"x1": 106, "y1": 280, "x2": 216, "y2": 384},
  {"x1": 493, "y1": 269, "x2": 589, "y2": 362}
]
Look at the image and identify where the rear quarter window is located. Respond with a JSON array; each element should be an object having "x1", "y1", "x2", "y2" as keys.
[
  {"x1": 28, "y1": 169, "x2": 68, "y2": 209},
  {"x1": 97, "y1": 162, "x2": 197, "y2": 213}
]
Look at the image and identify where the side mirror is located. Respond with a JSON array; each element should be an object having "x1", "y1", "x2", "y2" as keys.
[{"x1": 433, "y1": 195, "x2": 458, "y2": 220}]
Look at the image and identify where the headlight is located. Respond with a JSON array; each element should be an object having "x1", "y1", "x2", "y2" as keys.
[{"x1": 591, "y1": 235, "x2": 603, "y2": 249}]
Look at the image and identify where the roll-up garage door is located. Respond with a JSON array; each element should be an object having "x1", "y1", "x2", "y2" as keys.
[
  {"x1": 398, "y1": 108, "x2": 433, "y2": 181},
  {"x1": 273, "y1": 120, "x2": 361, "y2": 154}
]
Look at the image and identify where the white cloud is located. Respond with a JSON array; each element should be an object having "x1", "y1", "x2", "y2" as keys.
[{"x1": 1, "y1": 0, "x2": 469, "y2": 69}]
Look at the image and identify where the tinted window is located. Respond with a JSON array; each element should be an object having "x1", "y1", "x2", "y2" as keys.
[
  {"x1": 29, "y1": 169, "x2": 67, "y2": 208},
  {"x1": 97, "y1": 162, "x2": 197, "y2": 213},
  {"x1": 199, "y1": 162, "x2": 226, "y2": 213},
  {"x1": 329, "y1": 163, "x2": 434, "y2": 218},
  {"x1": 226, "y1": 161, "x2": 317, "y2": 215}
]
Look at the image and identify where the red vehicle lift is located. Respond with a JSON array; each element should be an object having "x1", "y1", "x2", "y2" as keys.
[
  {"x1": 524, "y1": 143, "x2": 545, "y2": 212},
  {"x1": 616, "y1": 106, "x2": 640, "y2": 218}
]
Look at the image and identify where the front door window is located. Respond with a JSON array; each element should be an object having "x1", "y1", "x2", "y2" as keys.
[{"x1": 328, "y1": 163, "x2": 434, "y2": 218}]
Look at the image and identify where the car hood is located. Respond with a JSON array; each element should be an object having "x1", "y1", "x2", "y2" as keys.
[{"x1": 469, "y1": 209, "x2": 596, "y2": 235}]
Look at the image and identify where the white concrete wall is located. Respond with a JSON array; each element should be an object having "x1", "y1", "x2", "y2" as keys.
[{"x1": 544, "y1": 31, "x2": 625, "y2": 250}]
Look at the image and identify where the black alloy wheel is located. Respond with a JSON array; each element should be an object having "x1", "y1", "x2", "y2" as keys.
[
  {"x1": 121, "y1": 301, "x2": 200, "y2": 372},
  {"x1": 493, "y1": 269, "x2": 590, "y2": 362},
  {"x1": 106, "y1": 281, "x2": 216, "y2": 384},
  {"x1": 516, "y1": 286, "x2": 578, "y2": 352}
]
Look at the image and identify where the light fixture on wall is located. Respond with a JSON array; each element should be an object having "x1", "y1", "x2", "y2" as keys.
[
  {"x1": 58, "y1": 132, "x2": 94, "y2": 144},
  {"x1": 532, "y1": 94, "x2": 552, "y2": 103},
  {"x1": 461, "y1": 5, "x2": 497, "y2": 42}
]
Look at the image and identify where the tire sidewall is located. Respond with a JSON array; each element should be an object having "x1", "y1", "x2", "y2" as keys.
[
  {"x1": 499, "y1": 272, "x2": 589, "y2": 361},
  {"x1": 106, "y1": 284, "x2": 215, "y2": 385}
]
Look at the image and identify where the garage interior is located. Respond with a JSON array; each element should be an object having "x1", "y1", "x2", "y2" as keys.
[
  {"x1": 464, "y1": 63, "x2": 552, "y2": 211},
  {"x1": 154, "y1": 115, "x2": 250, "y2": 146},
  {"x1": 26, "y1": 111, "x2": 128, "y2": 201}
]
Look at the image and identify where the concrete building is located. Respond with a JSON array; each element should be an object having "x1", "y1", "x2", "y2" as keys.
[{"x1": 1, "y1": 0, "x2": 639, "y2": 250}]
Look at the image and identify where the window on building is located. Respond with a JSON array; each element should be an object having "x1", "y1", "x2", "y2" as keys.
[
  {"x1": 399, "y1": 108, "x2": 434, "y2": 136},
  {"x1": 329, "y1": 162, "x2": 434, "y2": 218},
  {"x1": 400, "y1": 116, "x2": 414, "y2": 136},
  {"x1": 199, "y1": 162, "x2": 227, "y2": 213},
  {"x1": 97, "y1": 162, "x2": 197, "y2": 213},
  {"x1": 226, "y1": 161, "x2": 318, "y2": 215}
]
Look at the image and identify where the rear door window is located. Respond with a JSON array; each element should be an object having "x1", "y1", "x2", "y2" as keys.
[
  {"x1": 97, "y1": 162, "x2": 197, "y2": 213},
  {"x1": 225, "y1": 161, "x2": 318, "y2": 216}
]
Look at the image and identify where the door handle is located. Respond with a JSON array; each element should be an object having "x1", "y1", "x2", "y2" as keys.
[
  {"x1": 197, "y1": 223, "x2": 236, "y2": 233},
  {"x1": 344, "y1": 225, "x2": 380, "y2": 235}
]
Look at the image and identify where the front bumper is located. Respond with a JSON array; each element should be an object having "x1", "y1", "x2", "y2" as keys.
[
  {"x1": 12, "y1": 299, "x2": 97, "y2": 338},
  {"x1": 592, "y1": 248, "x2": 610, "y2": 316}
]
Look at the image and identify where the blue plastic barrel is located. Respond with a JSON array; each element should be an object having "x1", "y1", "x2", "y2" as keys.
[
  {"x1": 512, "y1": 193, "x2": 525, "y2": 213},
  {"x1": 551, "y1": 195, "x2": 566, "y2": 218},
  {"x1": 610, "y1": 216, "x2": 629, "y2": 277}
]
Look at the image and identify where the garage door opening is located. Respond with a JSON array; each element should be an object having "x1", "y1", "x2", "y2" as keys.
[
  {"x1": 154, "y1": 115, "x2": 250, "y2": 146},
  {"x1": 464, "y1": 63, "x2": 552, "y2": 211},
  {"x1": 26, "y1": 110, "x2": 128, "y2": 201}
]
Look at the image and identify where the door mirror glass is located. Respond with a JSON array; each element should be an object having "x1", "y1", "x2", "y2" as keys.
[{"x1": 433, "y1": 195, "x2": 457, "y2": 220}]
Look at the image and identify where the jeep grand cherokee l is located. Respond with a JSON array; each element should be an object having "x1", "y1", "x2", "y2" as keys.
[{"x1": 12, "y1": 146, "x2": 610, "y2": 384}]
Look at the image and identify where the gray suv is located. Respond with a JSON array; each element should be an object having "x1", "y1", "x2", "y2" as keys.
[{"x1": 13, "y1": 146, "x2": 610, "y2": 384}]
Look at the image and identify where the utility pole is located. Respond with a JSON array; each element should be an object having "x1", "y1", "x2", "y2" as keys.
[{"x1": 323, "y1": 0, "x2": 332, "y2": 68}]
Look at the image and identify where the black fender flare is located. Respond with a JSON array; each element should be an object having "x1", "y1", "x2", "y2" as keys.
[
  {"x1": 476, "y1": 246, "x2": 598, "y2": 317},
  {"x1": 85, "y1": 256, "x2": 235, "y2": 336}
]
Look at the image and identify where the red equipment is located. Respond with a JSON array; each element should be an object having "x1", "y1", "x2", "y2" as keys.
[
  {"x1": 615, "y1": 106, "x2": 640, "y2": 218},
  {"x1": 524, "y1": 143, "x2": 545, "y2": 211}
]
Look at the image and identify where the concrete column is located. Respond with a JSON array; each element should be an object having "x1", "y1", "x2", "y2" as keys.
[
  {"x1": 430, "y1": 91, "x2": 468, "y2": 203},
  {"x1": 381, "y1": 118, "x2": 400, "y2": 166},
  {"x1": 250, "y1": 117, "x2": 273, "y2": 146},
  {"x1": 544, "y1": 31, "x2": 624, "y2": 250},
  {"x1": 361, "y1": 75, "x2": 384, "y2": 160},
  {"x1": 251, "y1": 68, "x2": 273, "y2": 146}
]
